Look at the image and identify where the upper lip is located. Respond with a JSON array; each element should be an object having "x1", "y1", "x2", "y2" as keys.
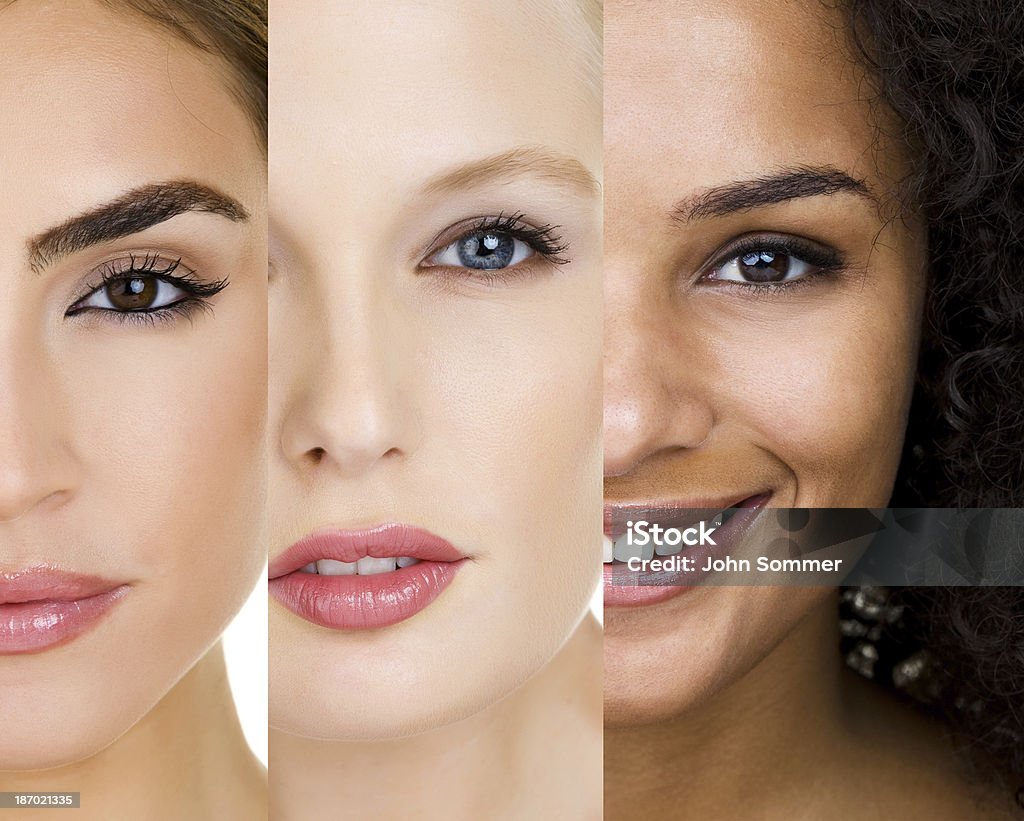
[
  {"x1": 269, "y1": 523, "x2": 466, "y2": 579},
  {"x1": 603, "y1": 493, "x2": 770, "y2": 537},
  {"x1": 0, "y1": 565, "x2": 125, "y2": 604}
]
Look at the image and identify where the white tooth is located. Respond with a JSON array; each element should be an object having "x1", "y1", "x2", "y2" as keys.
[
  {"x1": 613, "y1": 535, "x2": 647, "y2": 563},
  {"x1": 603, "y1": 535, "x2": 614, "y2": 563},
  {"x1": 655, "y1": 539, "x2": 681, "y2": 557},
  {"x1": 316, "y1": 559, "x2": 356, "y2": 576},
  {"x1": 396, "y1": 556, "x2": 419, "y2": 568},
  {"x1": 301, "y1": 562, "x2": 318, "y2": 574},
  {"x1": 357, "y1": 556, "x2": 397, "y2": 575}
]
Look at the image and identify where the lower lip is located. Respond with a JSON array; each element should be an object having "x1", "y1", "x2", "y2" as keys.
[
  {"x1": 269, "y1": 561, "x2": 464, "y2": 630},
  {"x1": 603, "y1": 497, "x2": 767, "y2": 608},
  {"x1": 0, "y1": 587, "x2": 129, "y2": 654}
]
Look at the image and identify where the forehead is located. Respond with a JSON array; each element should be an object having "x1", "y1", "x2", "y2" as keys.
[
  {"x1": 604, "y1": 0, "x2": 899, "y2": 201},
  {"x1": 0, "y1": 0, "x2": 259, "y2": 241},
  {"x1": 270, "y1": 0, "x2": 600, "y2": 188}
]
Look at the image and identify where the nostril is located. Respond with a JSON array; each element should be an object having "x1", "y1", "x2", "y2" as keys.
[{"x1": 308, "y1": 446, "x2": 326, "y2": 464}]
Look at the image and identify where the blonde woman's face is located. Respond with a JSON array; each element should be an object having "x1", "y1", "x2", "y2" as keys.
[
  {"x1": 0, "y1": 0, "x2": 266, "y2": 768},
  {"x1": 269, "y1": 0, "x2": 601, "y2": 740}
]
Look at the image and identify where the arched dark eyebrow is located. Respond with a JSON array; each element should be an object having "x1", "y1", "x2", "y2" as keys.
[
  {"x1": 28, "y1": 180, "x2": 249, "y2": 272},
  {"x1": 673, "y1": 166, "x2": 873, "y2": 222}
]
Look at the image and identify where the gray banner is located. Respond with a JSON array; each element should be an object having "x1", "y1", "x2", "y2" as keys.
[
  {"x1": 0, "y1": 792, "x2": 79, "y2": 808},
  {"x1": 605, "y1": 508, "x2": 1024, "y2": 586}
]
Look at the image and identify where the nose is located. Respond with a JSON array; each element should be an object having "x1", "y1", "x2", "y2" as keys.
[
  {"x1": 603, "y1": 291, "x2": 715, "y2": 477},
  {"x1": 0, "y1": 341, "x2": 78, "y2": 522},
  {"x1": 277, "y1": 274, "x2": 420, "y2": 479}
]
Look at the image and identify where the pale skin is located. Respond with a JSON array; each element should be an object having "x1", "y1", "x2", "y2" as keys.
[
  {"x1": 268, "y1": 2, "x2": 601, "y2": 819},
  {"x1": 603, "y1": 0, "x2": 1013, "y2": 818},
  {"x1": 0, "y1": 1, "x2": 266, "y2": 818}
]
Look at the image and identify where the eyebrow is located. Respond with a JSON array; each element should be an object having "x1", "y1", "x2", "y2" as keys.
[
  {"x1": 28, "y1": 180, "x2": 249, "y2": 271},
  {"x1": 423, "y1": 146, "x2": 600, "y2": 197},
  {"x1": 673, "y1": 166, "x2": 874, "y2": 222}
]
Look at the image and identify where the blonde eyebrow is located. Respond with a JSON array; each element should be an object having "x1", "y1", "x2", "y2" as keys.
[{"x1": 422, "y1": 146, "x2": 600, "y2": 197}]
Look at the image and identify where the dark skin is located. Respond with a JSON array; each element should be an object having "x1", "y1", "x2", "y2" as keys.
[{"x1": 602, "y1": 0, "x2": 1014, "y2": 817}]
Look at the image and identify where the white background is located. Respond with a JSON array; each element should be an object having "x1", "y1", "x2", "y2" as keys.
[{"x1": 223, "y1": 567, "x2": 268, "y2": 766}]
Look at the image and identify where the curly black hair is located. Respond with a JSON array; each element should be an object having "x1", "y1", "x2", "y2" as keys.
[{"x1": 839, "y1": 0, "x2": 1024, "y2": 808}]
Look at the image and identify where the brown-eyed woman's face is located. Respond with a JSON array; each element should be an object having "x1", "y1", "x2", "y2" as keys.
[
  {"x1": 0, "y1": 0, "x2": 266, "y2": 768},
  {"x1": 603, "y1": 0, "x2": 927, "y2": 724}
]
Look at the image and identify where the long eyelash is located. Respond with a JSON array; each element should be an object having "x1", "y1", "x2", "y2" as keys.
[
  {"x1": 475, "y1": 212, "x2": 570, "y2": 265},
  {"x1": 66, "y1": 252, "x2": 229, "y2": 321},
  {"x1": 706, "y1": 235, "x2": 846, "y2": 294}
]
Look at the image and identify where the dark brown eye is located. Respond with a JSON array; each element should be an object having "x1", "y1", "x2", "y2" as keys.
[
  {"x1": 737, "y1": 251, "x2": 792, "y2": 282},
  {"x1": 105, "y1": 277, "x2": 159, "y2": 310},
  {"x1": 711, "y1": 245, "x2": 818, "y2": 286}
]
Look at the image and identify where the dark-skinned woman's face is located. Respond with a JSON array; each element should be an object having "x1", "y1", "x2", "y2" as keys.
[{"x1": 603, "y1": 0, "x2": 927, "y2": 725}]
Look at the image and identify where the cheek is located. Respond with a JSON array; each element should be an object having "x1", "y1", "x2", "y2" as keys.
[
  {"x1": 425, "y1": 280, "x2": 601, "y2": 577},
  {"x1": 64, "y1": 301, "x2": 266, "y2": 596},
  {"x1": 718, "y1": 289, "x2": 920, "y2": 504}
]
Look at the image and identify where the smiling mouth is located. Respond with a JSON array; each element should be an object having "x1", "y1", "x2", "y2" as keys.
[
  {"x1": 602, "y1": 494, "x2": 771, "y2": 608},
  {"x1": 268, "y1": 523, "x2": 466, "y2": 630},
  {"x1": 602, "y1": 494, "x2": 769, "y2": 563}
]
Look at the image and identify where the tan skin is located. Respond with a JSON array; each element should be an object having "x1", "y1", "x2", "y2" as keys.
[
  {"x1": 603, "y1": 0, "x2": 1014, "y2": 818},
  {"x1": 0, "y1": 1, "x2": 266, "y2": 818}
]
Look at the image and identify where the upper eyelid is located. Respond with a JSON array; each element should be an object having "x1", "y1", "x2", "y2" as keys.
[
  {"x1": 417, "y1": 214, "x2": 561, "y2": 261},
  {"x1": 71, "y1": 254, "x2": 190, "y2": 297},
  {"x1": 699, "y1": 233, "x2": 841, "y2": 276},
  {"x1": 67, "y1": 254, "x2": 228, "y2": 315}
]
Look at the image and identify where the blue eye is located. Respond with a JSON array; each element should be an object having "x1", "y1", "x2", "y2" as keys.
[{"x1": 432, "y1": 229, "x2": 534, "y2": 270}]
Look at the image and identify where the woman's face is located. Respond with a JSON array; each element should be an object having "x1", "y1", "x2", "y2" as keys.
[
  {"x1": 603, "y1": 0, "x2": 926, "y2": 724},
  {"x1": 268, "y1": 0, "x2": 601, "y2": 740},
  {"x1": 0, "y1": 1, "x2": 266, "y2": 768}
]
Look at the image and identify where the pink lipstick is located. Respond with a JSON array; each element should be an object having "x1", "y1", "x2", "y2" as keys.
[
  {"x1": 269, "y1": 523, "x2": 466, "y2": 630},
  {"x1": 0, "y1": 566, "x2": 129, "y2": 654}
]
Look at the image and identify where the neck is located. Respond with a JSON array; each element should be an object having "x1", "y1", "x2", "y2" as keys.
[
  {"x1": 0, "y1": 643, "x2": 266, "y2": 820},
  {"x1": 271, "y1": 615, "x2": 603, "y2": 821},
  {"x1": 605, "y1": 593, "x2": 846, "y2": 820}
]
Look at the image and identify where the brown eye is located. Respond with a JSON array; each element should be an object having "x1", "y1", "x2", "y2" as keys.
[
  {"x1": 105, "y1": 277, "x2": 159, "y2": 310},
  {"x1": 710, "y1": 245, "x2": 818, "y2": 285},
  {"x1": 737, "y1": 251, "x2": 792, "y2": 282},
  {"x1": 72, "y1": 273, "x2": 189, "y2": 314}
]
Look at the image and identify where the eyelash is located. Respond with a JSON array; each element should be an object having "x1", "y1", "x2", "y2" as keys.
[
  {"x1": 701, "y1": 234, "x2": 846, "y2": 294},
  {"x1": 478, "y1": 212, "x2": 569, "y2": 264},
  {"x1": 423, "y1": 212, "x2": 570, "y2": 285},
  {"x1": 66, "y1": 253, "x2": 229, "y2": 325}
]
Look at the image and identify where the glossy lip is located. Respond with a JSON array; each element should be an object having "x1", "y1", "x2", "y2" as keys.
[
  {"x1": 603, "y1": 493, "x2": 770, "y2": 608},
  {"x1": 268, "y1": 523, "x2": 467, "y2": 630},
  {"x1": 0, "y1": 566, "x2": 129, "y2": 654}
]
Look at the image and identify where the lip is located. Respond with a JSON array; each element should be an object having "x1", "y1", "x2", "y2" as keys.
[
  {"x1": 603, "y1": 493, "x2": 770, "y2": 608},
  {"x1": 269, "y1": 523, "x2": 467, "y2": 630},
  {"x1": 0, "y1": 566, "x2": 129, "y2": 654}
]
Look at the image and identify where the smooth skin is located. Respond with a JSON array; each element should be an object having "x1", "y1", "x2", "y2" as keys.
[
  {"x1": 0, "y1": 1, "x2": 266, "y2": 818},
  {"x1": 269, "y1": 2, "x2": 601, "y2": 819},
  {"x1": 603, "y1": 0, "x2": 1014, "y2": 818}
]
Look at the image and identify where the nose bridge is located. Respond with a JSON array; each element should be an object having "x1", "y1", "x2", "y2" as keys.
[
  {"x1": 280, "y1": 254, "x2": 420, "y2": 477},
  {"x1": 603, "y1": 279, "x2": 715, "y2": 476},
  {"x1": 0, "y1": 325, "x2": 77, "y2": 522}
]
